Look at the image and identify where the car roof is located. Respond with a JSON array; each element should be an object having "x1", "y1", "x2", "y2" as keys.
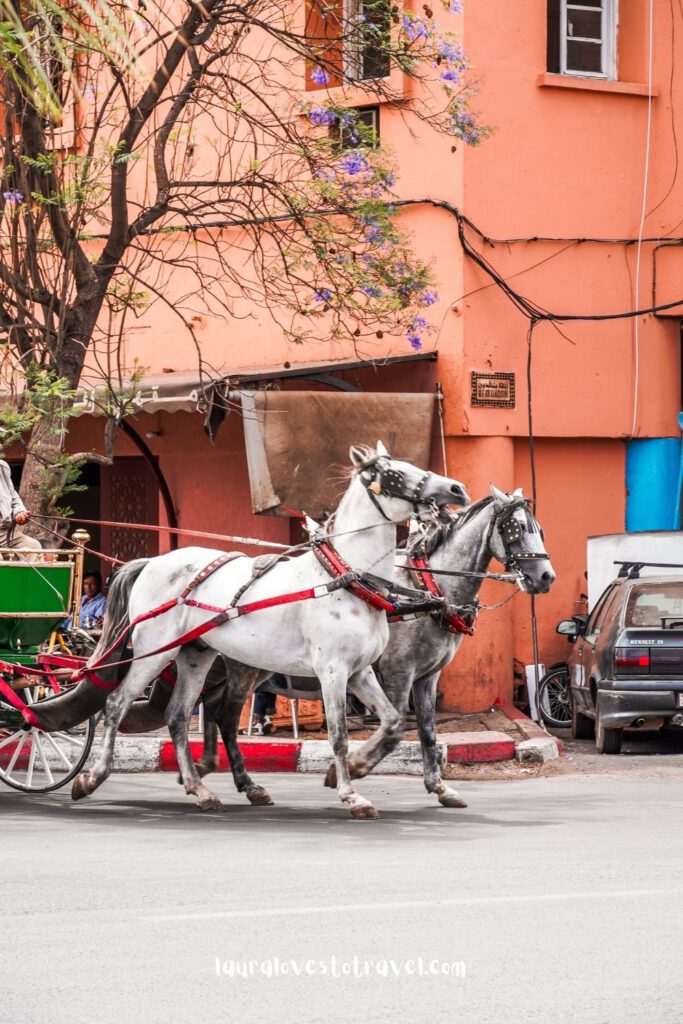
[{"x1": 625, "y1": 575, "x2": 683, "y2": 586}]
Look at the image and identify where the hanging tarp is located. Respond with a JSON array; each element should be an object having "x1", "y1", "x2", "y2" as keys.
[{"x1": 241, "y1": 391, "x2": 436, "y2": 517}]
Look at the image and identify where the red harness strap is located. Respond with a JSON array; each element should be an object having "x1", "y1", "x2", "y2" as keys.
[
  {"x1": 312, "y1": 539, "x2": 397, "y2": 614},
  {"x1": 409, "y1": 555, "x2": 476, "y2": 636},
  {"x1": 74, "y1": 562, "x2": 358, "y2": 684}
]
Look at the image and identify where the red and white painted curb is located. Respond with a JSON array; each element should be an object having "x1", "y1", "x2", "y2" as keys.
[{"x1": 104, "y1": 703, "x2": 560, "y2": 773}]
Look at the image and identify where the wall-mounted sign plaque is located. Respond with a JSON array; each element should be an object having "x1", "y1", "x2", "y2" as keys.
[{"x1": 470, "y1": 372, "x2": 515, "y2": 409}]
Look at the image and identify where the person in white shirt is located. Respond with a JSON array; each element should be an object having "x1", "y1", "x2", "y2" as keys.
[{"x1": 0, "y1": 459, "x2": 42, "y2": 553}]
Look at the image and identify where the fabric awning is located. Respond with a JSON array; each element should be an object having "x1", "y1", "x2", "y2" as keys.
[
  {"x1": 73, "y1": 352, "x2": 437, "y2": 428},
  {"x1": 241, "y1": 390, "x2": 437, "y2": 518}
]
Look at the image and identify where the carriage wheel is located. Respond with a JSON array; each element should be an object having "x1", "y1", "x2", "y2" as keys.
[{"x1": 0, "y1": 684, "x2": 95, "y2": 794}]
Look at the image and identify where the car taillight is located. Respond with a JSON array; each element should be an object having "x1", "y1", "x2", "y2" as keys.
[{"x1": 614, "y1": 647, "x2": 650, "y2": 674}]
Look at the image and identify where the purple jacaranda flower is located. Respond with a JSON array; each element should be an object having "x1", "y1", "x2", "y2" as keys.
[
  {"x1": 401, "y1": 15, "x2": 430, "y2": 42},
  {"x1": 441, "y1": 69, "x2": 460, "y2": 83},
  {"x1": 2, "y1": 190, "x2": 23, "y2": 204},
  {"x1": 438, "y1": 40, "x2": 463, "y2": 61},
  {"x1": 311, "y1": 66, "x2": 330, "y2": 86},
  {"x1": 338, "y1": 152, "x2": 369, "y2": 175},
  {"x1": 417, "y1": 289, "x2": 438, "y2": 306},
  {"x1": 361, "y1": 285, "x2": 382, "y2": 298},
  {"x1": 308, "y1": 107, "x2": 337, "y2": 126},
  {"x1": 410, "y1": 315, "x2": 430, "y2": 332},
  {"x1": 449, "y1": 106, "x2": 481, "y2": 145},
  {"x1": 407, "y1": 334, "x2": 423, "y2": 350},
  {"x1": 314, "y1": 288, "x2": 333, "y2": 302},
  {"x1": 448, "y1": 0, "x2": 462, "y2": 13}
]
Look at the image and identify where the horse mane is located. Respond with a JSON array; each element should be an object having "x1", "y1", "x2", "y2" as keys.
[{"x1": 404, "y1": 495, "x2": 496, "y2": 558}]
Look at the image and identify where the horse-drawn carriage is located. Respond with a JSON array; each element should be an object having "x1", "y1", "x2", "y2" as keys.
[
  {"x1": 0, "y1": 445, "x2": 556, "y2": 818},
  {"x1": 0, "y1": 545, "x2": 96, "y2": 792}
]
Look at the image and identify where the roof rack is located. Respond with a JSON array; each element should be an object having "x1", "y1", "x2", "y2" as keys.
[{"x1": 614, "y1": 560, "x2": 683, "y2": 580}]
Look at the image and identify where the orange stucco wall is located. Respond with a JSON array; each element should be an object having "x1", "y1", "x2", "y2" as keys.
[{"x1": 44, "y1": 1, "x2": 683, "y2": 711}]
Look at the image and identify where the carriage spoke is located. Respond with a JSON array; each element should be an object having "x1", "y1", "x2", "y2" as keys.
[
  {"x1": 25, "y1": 735, "x2": 38, "y2": 788},
  {"x1": 3, "y1": 730, "x2": 27, "y2": 776},
  {"x1": 55, "y1": 731, "x2": 89, "y2": 749},
  {"x1": 33, "y1": 732, "x2": 54, "y2": 787},
  {"x1": 0, "y1": 729, "x2": 23, "y2": 751},
  {"x1": 41, "y1": 730, "x2": 75, "y2": 771}
]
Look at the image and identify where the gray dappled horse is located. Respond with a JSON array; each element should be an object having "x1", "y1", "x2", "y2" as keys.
[
  {"x1": 73, "y1": 443, "x2": 468, "y2": 819},
  {"x1": 197, "y1": 486, "x2": 555, "y2": 809}
]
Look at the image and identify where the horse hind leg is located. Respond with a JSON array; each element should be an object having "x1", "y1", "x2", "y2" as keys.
[
  {"x1": 413, "y1": 672, "x2": 467, "y2": 808},
  {"x1": 195, "y1": 720, "x2": 219, "y2": 779},
  {"x1": 72, "y1": 655, "x2": 171, "y2": 801},
  {"x1": 215, "y1": 672, "x2": 274, "y2": 806},
  {"x1": 167, "y1": 647, "x2": 225, "y2": 812}
]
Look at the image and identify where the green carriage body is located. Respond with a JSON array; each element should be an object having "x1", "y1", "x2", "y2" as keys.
[{"x1": 0, "y1": 553, "x2": 78, "y2": 665}]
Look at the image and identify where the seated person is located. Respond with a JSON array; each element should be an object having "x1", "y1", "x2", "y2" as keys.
[{"x1": 64, "y1": 571, "x2": 107, "y2": 630}]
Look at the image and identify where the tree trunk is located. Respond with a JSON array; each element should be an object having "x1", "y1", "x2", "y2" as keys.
[{"x1": 18, "y1": 416, "x2": 71, "y2": 538}]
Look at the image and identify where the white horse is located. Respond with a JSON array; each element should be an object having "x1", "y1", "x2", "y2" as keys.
[{"x1": 73, "y1": 443, "x2": 468, "y2": 818}]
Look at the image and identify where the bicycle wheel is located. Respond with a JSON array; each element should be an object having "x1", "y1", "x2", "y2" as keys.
[
  {"x1": 0, "y1": 683, "x2": 95, "y2": 793},
  {"x1": 538, "y1": 666, "x2": 572, "y2": 728}
]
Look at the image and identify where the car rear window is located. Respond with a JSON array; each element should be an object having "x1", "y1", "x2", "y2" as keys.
[{"x1": 625, "y1": 583, "x2": 683, "y2": 628}]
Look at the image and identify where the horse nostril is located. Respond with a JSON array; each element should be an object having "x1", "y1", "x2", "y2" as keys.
[{"x1": 541, "y1": 571, "x2": 554, "y2": 583}]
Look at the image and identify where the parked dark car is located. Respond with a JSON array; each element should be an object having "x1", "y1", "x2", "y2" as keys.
[{"x1": 557, "y1": 575, "x2": 683, "y2": 754}]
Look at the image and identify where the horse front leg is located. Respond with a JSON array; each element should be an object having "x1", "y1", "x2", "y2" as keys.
[
  {"x1": 324, "y1": 668, "x2": 410, "y2": 789},
  {"x1": 72, "y1": 656, "x2": 170, "y2": 801},
  {"x1": 318, "y1": 664, "x2": 379, "y2": 820},
  {"x1": 167, "y1": 648, "x2": 225, "y2": 812},
  {"x1": 413, "y1": 672, "x2": 467, "y2": 808}
]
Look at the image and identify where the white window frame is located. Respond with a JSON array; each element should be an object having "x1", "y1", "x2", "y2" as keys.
[
  {"x1": 559, "y1": 0, "x2": 617, "y2": 80},
  {"x1": 343, "y1": 0, "x2": 390, "y2": 82}
]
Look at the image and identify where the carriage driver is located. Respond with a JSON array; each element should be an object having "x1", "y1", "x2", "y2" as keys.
[{"x1": 0, "y1": 458, "x2": 42, "y2": 553}]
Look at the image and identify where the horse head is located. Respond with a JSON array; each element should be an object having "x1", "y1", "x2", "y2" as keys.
[
  {"x1": 487, "y1": 485, "x2": 556, "y2": 595},
  {"x1": 350, "y1": 441, "x2": 469, "y2": 522}
]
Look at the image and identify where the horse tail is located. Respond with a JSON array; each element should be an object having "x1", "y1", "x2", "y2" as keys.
[{"x1": 89, "y1": 558, "x2": 151, "y2": 666}]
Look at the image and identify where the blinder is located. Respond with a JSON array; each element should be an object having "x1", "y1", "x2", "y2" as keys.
[
  {"x1": 359, "y1": 452, "x2": 436, "y2": 518},
  {"x1": 492, "y1": 498, "x2": 549, "y2": 569}
]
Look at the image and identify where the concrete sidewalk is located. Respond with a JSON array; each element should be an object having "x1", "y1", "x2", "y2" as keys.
[{"x1": 107, "y1": 701, "x2": 561, "y2": 774}]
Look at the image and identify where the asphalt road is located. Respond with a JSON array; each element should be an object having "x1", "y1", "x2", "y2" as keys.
[{"x1": 3, "y1": 768, "x2": 683, "y2": 1024}]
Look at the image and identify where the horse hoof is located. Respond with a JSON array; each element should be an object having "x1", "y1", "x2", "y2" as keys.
[
  {"x1": 323, "y1": 764, "x2": 337, "y2": 788},
  {"x1": 198, "y1": 796, "x2": 224, "y2": 812},
  {"x1": 349, "y1": 803, "x2": 380, "y2": 820},
  {"x1": 437, "y1": 789, "x2": 468, "y2": 809},
  {"x1": 71, "y1": 773, "x2": 93, "y2": 802},
  {"x1": 247, "y1": 787, "x2": 274, "y2": 806}
]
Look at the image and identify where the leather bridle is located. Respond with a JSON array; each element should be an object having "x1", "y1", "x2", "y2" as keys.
[
  {"x1": 358, "y1": 452, "x2": 436, "y2": 520},
  {"x1": 486, "y1": 498, "x2": 550, "y2": 577}
]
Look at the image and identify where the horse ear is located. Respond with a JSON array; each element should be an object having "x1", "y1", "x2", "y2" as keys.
[
  {"x1": 376, "y1": 440, "x2": 390, "y2": 457},
  {"x1": 349, "y1": 446, "x2": 366, "y2": 468},
  {"x1": 512, "y1": 487, "x2": 524, "y2": 497},
  {"x1": 490, "y1": 483, "x2": 508, "y2": 505}
]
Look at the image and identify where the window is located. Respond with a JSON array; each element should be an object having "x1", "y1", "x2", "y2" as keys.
[
  {"x1": 547, "y1": 0, "x2": 616, "y2": 80},
  {"x1": 306, "y1": 0, "x2": 390, "y2": 90},
  {"x1": 336, "y1": 105, "x2": 380, "y2": 149},
  {"x1": 344, "y1": 0, "x2": 390, "y2": 82},
  {"x1": 586, "y1": 584, "x2": 618, "y2": 635},
  {"x1": 625, "y1": 583, "x2": 683, "y2": 628}
]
